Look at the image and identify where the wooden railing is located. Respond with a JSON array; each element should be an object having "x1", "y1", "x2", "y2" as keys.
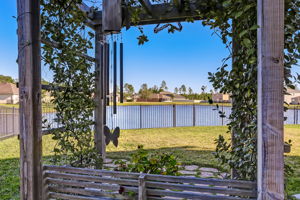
[{"x1": 43, "y1": 165, "x2": 257, "y2": 200}]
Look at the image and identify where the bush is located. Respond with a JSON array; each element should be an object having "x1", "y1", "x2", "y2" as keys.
[{"x1": 115, "y1": 145, "x2": 181, "y2": 176}]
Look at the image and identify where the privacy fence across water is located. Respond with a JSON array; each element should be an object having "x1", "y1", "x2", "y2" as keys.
[
  {"x1": 105, "y1": 104, "x2": 300, "y2": 129},
  {"x1": 1, "y1": 104, "x2": 299, "y2": 139}
]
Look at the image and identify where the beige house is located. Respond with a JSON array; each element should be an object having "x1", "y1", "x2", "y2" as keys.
[
  {"x1": 212, "y1": 93, "x2": 231, "y2": 103},
  {"x1": 42, "y1": 91, "x2": 54, "y2": 103},
  {"x1": 0, "y1": 83, "x2": 19, "y2": 104},
  {"x1": 284, "y1": 88, "x2": 300, "y2": 104},
  {"x1": 291, "y1": 96, "x2": 300, "y2": 105},
  {"x1": 136, "y1": 91, "x2": 187, "y2": 102}
]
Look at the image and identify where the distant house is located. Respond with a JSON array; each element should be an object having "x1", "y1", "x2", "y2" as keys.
[
  {"x1": 0, "y1": 83, "x2": 19, "y2": 104},
  {"x1": 159, "y1": 91, "x2": 174, "y2": 102},
  {"x1": 285, "y1": 88, "x2": 300, "y2": 104},
  {"x1": 137, "y1": 93, "x2": 171, "y2": 102},
  {"x1": 171, "y1": 94, "x2": 188, "y2": 102},
  {"x1": 136, "y1": 91, "x2": 187, "y2": 102},
  {"x1": 42, "y1": 91, "x2": 53, "y2": 103},
  {"x1": 212, "y1": 93, "x2": 231, "y2": 103},
  {"x1": 291, "y1": 96, "x2": 300, "y2": 105}
]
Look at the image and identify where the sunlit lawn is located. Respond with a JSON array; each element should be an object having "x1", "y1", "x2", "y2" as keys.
[{"x1": 0, "y1": 125, "x2": 299, "y2": 199}]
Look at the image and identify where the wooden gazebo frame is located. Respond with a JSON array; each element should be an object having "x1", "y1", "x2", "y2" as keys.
[{"x1": 17, "y1": 0, "x2": 284, "y2": 199}]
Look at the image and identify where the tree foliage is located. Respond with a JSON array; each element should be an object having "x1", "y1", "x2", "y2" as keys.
[
  {"x1": 41, "y1": 0, "x2": 101, "y2": 167},
  {"x1": 0, "y1": 75, "x2": 15, "y2": 83},
  {"x1": 124, "y1": 83, "x2": 135, "y2": 99}
]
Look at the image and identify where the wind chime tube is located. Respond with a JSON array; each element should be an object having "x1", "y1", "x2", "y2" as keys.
[
  {"x1": 120, "y1": 42, "x2": 124, "y2": 103},
  {"x1": 106, "y1": 43, "x2": 110, "y2": 106},
  {"x1": 100, "y1": 42, "x2": 104, "y2": 100},
  {"x1": 103, "y1": 43, "x2": 108, "y2": 125},
  {"x1": 113, "y1": 41, "x2": 117, "y2": 114}
]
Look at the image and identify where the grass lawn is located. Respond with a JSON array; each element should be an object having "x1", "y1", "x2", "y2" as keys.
[
  {"x1": 0, "y1": 103, "x2": 56, "y2": 113},
  {"x1": 0, "y1": 125, "x2": 299, "y2": 199}
]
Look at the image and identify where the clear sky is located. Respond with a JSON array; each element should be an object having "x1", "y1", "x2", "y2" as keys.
[{"x1": 1, "y1": 1, "x2": 298, "y2": 93}]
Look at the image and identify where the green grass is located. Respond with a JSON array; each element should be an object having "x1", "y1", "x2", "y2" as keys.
[
  {"x1": 0, "y1": 103, "x2": 56, "y2": 113},
  {"x1": 0, "y1": 125, "x2": 299, "y2": 199},
  {"x1": 117, "y1": 102, "x2": 232, "y2": 107},
  {"x1": 0, "y1": 103, "x2": 19, "y2": 108}
]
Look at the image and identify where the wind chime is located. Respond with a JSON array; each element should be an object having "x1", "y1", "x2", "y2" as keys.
[{"x1": 102, "y1": 33, "x2": 124, "y2": 147}]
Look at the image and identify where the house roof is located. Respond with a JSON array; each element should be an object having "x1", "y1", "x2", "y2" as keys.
[
  {"x1": 173, "y1": 94, "x2": 185, "y2": 99},
  {"x1": 287, "y1": 88, "x2": 300, "y2": 94},
  {"x1": 0, "y1": 83, "x2": 19, "y2": 95},
  {"x1": 160, "y1": 91, "x2": 173, "y2": 95},
  {"x1": 291, "y1": 96, "x2": 300, "y2": 100}
]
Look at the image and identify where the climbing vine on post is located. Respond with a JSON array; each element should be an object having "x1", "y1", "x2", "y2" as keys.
[
  {"x1": 41, "y1": 0, "x2": 101, "y2": 167},
  {"x1": 132, "y1": 0, "x2": 299, "y2": 180},
  {"x1": 208, "y1": 0, "x2": 299, "y2": 181}
]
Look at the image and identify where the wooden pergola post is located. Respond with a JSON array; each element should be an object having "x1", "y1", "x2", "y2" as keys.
[
  {"x1": 17, "y1": 0, "x2": 43, "y2": 199},
  {"x1": 94, "y1": 25, "x2": 106, "y2": 160},
  {"x1": 257, "y1": 0, "x2": 285, "y2": 199}
]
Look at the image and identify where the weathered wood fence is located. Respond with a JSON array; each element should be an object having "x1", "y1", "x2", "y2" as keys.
[{"x1": 43, "y1": 165, "x2": 257, "y2": 200}]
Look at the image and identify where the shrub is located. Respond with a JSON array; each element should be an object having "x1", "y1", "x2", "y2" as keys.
[{"x1": 115, "y1": 145, "x2": 181, "y2": 176}]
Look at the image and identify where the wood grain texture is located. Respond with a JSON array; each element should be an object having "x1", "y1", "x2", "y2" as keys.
[
  {"x1": 94, "y1": 26, "x2": 106, "y2": 160},
  {"x1": 257, "y1": 0, "x2": 285, "y2": 199},
  {"x1": 138, "y1": 174, "x2": 146, "y2": 200},
  {"x1": 102, "y1": 0, "x2": 122, "y2": 33},
  {"x1": 17, "y1": 0, "x2": 43, "y2": 199},
  {"x1": 138, "y1": 0, "x2": 153, "y2": 15},
  {"x1": 43, "y1": 165, "x2": 256, "y2": 199}
]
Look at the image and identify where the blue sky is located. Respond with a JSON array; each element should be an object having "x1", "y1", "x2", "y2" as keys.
[
  {"x1": 1, "y1": 1, "x2": 298, "y2": 93},
  {"x1": 0, "y1": 1, "x2": 230, "y2": 93}
]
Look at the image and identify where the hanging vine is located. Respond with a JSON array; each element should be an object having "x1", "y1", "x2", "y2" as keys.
[{"x1": 41, "y1": 0, "x2": 101, "y2": 167}]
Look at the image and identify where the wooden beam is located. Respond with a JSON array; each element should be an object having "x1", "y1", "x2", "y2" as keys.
[
  {"x1": 17, "y1": 0, "x2": 43, "y2": 199},
  {"x1": 138, "y1": 0, "x2": 153, "y2": 15},
  {"x1": 78, "y1": 2, "x2": 94, "y2": 18},
  {"x1": 102, "y1": 0, "x2": 122, "y2": 33},
  {"x1": 173, "y1": 0, "x2": 184, "y2": 11},
  {"x1": 257, "y1": 0, "x2": 285, "y2": 199},
  {"x1": 78, "y1": 3, "x2": 101, "y2": 29},
  {"x1": 94, "y1": 26, "x2": 106, "y2": 161},
  {"x1": 138, "y1": 174, "x2": 146, "y2": 200},
  {"x1": 93, "y1": 1, "x2": 221, "y2": 28},
  {"x1": 136, "y1": 3, "x2": 202, "y2": 25}
]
